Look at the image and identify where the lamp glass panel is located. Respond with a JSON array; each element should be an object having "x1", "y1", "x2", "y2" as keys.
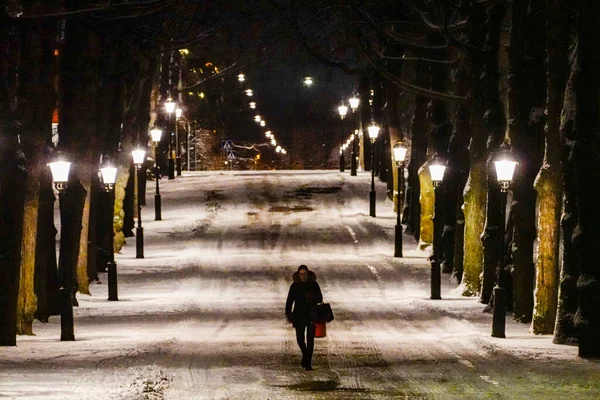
[
  {"x1": 165, "y1": 98, "x2": 176, "y2": 114},
  {"x1": 393, "y1": 146, "x2": 408, "y2": 162},
  {"x1": 150, "y1": 128, "x2": 162, "y2": 142},
  {"x1": 175, "y1": 108, "x2": 183, "y2": 119},
  {"x1": 48, "y1": 161, "x2": 71, "y2": 183},
  {"x1": 100, "y1": 166, "x2": 118, "y2": 185},
  {"x1": 429, "y1": 164, "x2": 446, "y2": 182},
  {"x1": 338, "y1": 105, "x2": 348, "y2": 117},
  {"x1": 367, "y1": 125, "x2": 380, "y2": 140},
  {"x1": 494, "y1": 160, "x2": 517, "y2": 182},
  {"x1": 349, "y1": 97, "x2": 359, "y2": 109},
  {"x1": 132, "y1": 149, "x2": 146, "y2": 165}
]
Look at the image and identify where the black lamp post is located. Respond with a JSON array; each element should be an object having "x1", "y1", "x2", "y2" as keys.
[
  {"x1": 367, "y1": 123, "x2": 380, "y2": 217},
  {"x1": 132, "y1": 148, "x2": 146, "y2": 259},
  {"x1": 428, "y1": 158, "x2": 446, "y2": 300},
  {"x1": 349, "y1": 96, "x2": 360, "y2": 176},
  {"x1": 175, "y1": 107, "x2": 183, "y2": 176},
  {"x1": 48, "y1": 158, "x2": 75, "y2": 341},
  {"x1": 99, "y1": 164, "x2": 118, "y2": 301},
  {"x1": 165, "y1": 97, "x2": 176, "y2": 180},
  {"x1": 338, "y1": 104, "x2": 348, "y2": 172},
  {"x1": 393, "y1": 141, "x2": 408, "y2": 257},
  {"x1": 150, "y1": 128, "x2": 163, "y2": 221},
  {"x1": 491, "y1": 144, "x2": 517, "y2": 338}
]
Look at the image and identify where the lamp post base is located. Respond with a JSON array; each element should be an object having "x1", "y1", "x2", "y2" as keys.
[
  {"x1": 107, "y1": 261, "x2": 118, "y2": 301},
  {"x1": 350, "y1": 154, "x2": 357, "y2": 176},
  {"x1": 369, "y1": 190, "x2": 376, "y2": 217},
  {"x1": 59, "y1": 287, "x2": 75, "y2": 341},
  {"x1": 340, "y1": 154, "x2": 345, "y2": 172},
  {"x1": 136, "y1": 226, "x2": 144, "y2": 259},
  {"x1": 394, "y1": 224, "x2": 403, "y2": 257},
  {"x1": 168, "y1": 159, "x2": 175, "y2": 180},
  {"x1": 430, "y1": 259, "x2": 441, "y2": 299},
  {"x1": 491, "y1": 285, "x2": 507, "y2": 338},
  {"x1": 155, "y1": 194, "x2": 162, "y2": 221}
]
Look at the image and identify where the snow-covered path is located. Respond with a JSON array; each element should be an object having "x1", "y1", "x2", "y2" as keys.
[{"x1": 1, "y1": 170, "x2": 598, "y2": 399}]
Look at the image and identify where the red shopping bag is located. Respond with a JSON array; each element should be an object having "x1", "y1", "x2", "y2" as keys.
[{"x1": 314, "y1": 322, "x2": 326, "y2": 338}]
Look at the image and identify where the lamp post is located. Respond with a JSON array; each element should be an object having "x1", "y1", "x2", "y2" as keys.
[
  {"x1": 349, "y1": 96, "x2": 359, "y2": 176},
  {"x1": 48, "y1": 158, "x2": 75, "y2": 341},
  {"x1": 428, "y1": 158, "x2": 446, "y2": 300},
  {"x1": 491, "y1": 144, "x2": 517, "y2": 338},
  {"x1": 367, "y1": 123, "x2": 380, "y2": 217},
  {"x1": 393, "y1": 141, "x2": 408, "y2": 257},
  {"x1": 175, "y1": 107, "x2": 183, "y2": 176},
  {"x1": 99, "y1": 164, "x2": 118, "y2": 301},
  {"x1": 132, "y1": 148, "x2": 146, "y2": 259},
  {"x1": 150, "y1": 128, "x2": 163, "y2": 221},
  {"x1": 164, "y1": 97, "x2": 176, "y2": 180},
  {"x1": 338, "y1": 104, "x2": 348, "y2": 172}
]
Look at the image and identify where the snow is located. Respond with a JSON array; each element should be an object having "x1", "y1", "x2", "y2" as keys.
[{"x1": 1, "y1": 170, "x2": 596, "y2": 400}]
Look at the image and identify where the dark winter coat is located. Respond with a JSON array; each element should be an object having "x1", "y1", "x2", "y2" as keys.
[{"x1": 285, "y1": 270, "x2": 323, "y2": 325}]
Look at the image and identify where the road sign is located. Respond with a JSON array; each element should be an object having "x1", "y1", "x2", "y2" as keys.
[
  {"x1": 222, "y1": 140, "x2": 233, "y2": 150},
  {"x1": 227, "y1": 150, "x2": 236, "y2": 160}
]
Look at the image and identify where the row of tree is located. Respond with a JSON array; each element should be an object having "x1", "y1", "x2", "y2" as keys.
[{"x1": 308, "y1": 0, "x2": 598, "y2": 358}]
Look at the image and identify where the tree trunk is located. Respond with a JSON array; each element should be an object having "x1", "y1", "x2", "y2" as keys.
[
  {"x1": 573, "y1": 0, "x2": 600, "y2": 358},
  {"x1": 532, "y1": 0, "x2": 568, "y2": 335},
  {"x1": 15, "y1": 1, "x2": 57, "y2": 334},
  {"x1": 554, "y1": 44, "x2": 578, "y2": 345},
  {"x1": 0, "y1": 149, "x2": 27, "y2": 346},
  {"x1": 34, "y1": 170, "x2": 58, "y2": 322},
  {"x1": 460, "y1": 3, "x2": 493, "y2": 297},
  {"x1": 404, "y1": 62, "x2": 427, "y2": 241},
  {"x1": 508, "y1": 0, "x2": 546, "y2": 323},
  {"x1": 17, "y1": 167, "x2": 40, "y2": 335}
]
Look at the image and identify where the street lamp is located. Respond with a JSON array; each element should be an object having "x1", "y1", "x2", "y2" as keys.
[
  {"x1": 338, "y1": 104, "x2": 348, "y2": 172},
  {"x1": 428, "y1": 157, "x2": 446, "y2": 300},
  {"x1": 164, "y1": 97, "x2": 176, "y2": 180},
  {"x1": 99, "y1": 164, "x2": 118, "y2": 301},
  {"x1": 349, "y1": 96, "x2": 360, "y2": 177},
  {"x1": 48, "y1": 158, "x2": 75, "y2": 341},
  {"x1": 175, "y1": 108, "x2": 183, "y2": 176},
  {"x1": 491, "y1": 144, "x2": 517, "y2": 338},
  {"x1": 150, "y1": 127, "x2": 163, "y2": 221},
  {"x1": 393, "y1": 141, "x2": 408, "y2": 257},
  {"x1": 237, "y1": 73, "x2": 245, "y2": 82},
  {"x1": 303, "y1": 76, "x2": 313, "y2": 87},
  {"x1": 249, "y1": 102, "x2": 256, "y2": 109},
  {"x1": 245, "y1": 89, "x2": 253, "y2": 96},
  {"x1": 367, "y1": 123, "x2": 380, "y2": 217},
  {"x1": 132, "y1": 148, "x2": 146, "y2": 259}
]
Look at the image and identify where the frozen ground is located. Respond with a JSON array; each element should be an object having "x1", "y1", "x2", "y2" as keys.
[{"x1": 1, "y1": 170, "x2": 598, "y2": 399}]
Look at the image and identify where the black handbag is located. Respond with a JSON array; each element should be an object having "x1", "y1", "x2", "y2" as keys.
[{"x1": 311, "y1": 303, "x2": 334, "y2": 323}]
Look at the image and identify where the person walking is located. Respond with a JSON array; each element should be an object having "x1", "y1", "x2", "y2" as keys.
[{"x1": 285, "y1": 265, "x2": 323, "y2": 371}]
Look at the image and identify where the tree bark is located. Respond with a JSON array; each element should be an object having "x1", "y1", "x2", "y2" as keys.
[
  {"x1": 573, "y1": 0, "x2": 600, "y2": 358},
  {"x1": 507, "y1": 0, "x2": 546, "y2": 323},
  {"x1": 532, "y1": 0, "x2": 569, "y2": 334},
  {"x1": 461, "y1": 3, "x2": 492, "y2": 297},
  {"x1": 554, "y1": 44, "x2": 578, "y2": 345}
]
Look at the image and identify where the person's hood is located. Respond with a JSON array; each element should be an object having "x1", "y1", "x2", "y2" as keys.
[{"x1": 292, "y1": 270, "x2": 316, "y2": 283}]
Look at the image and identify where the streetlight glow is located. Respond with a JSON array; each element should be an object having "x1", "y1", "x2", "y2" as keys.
[
  {"x1": 245, "y1": 89, "x2": 253, "y2": 96},
  {"x1": 338, "y1": 105, "x2": 348, "y2": 119},
  {"x1": 99, "y1": 166, "x2": 118, "y2": 190},
  {"x1": 48, "y1": 161, "x2": 71, "y2": 189},
  {"x1": 237, "y1": 73, "x2": 245, "y2": 82},
  {"x1": 428, "y1": 160, "x2": 446, "y2": 187},
  {"x1": 349, "y1": 96, "x2": 359, "y2": 111},
  {"x1": 367, "y1": 124, "x2": 380, "y2": 142},
  {"x1": 164, "y1": 97, "x2": 176, "y2": 114},
  {"x1": 175, "y1": 108, "x2": 183, "y2": 119},
  {"x1": 132, "y1": 149, "x2": 146, "y2": 167},
  {"x1": 303, "y1": 77, "x2": 313, "y2": 87},
  {"x1": 393, "y1": 142, "x2": 408, "y2": 164},
  {"x1": 150, "y1": 128, "x2": 163, "y2": 143}
]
